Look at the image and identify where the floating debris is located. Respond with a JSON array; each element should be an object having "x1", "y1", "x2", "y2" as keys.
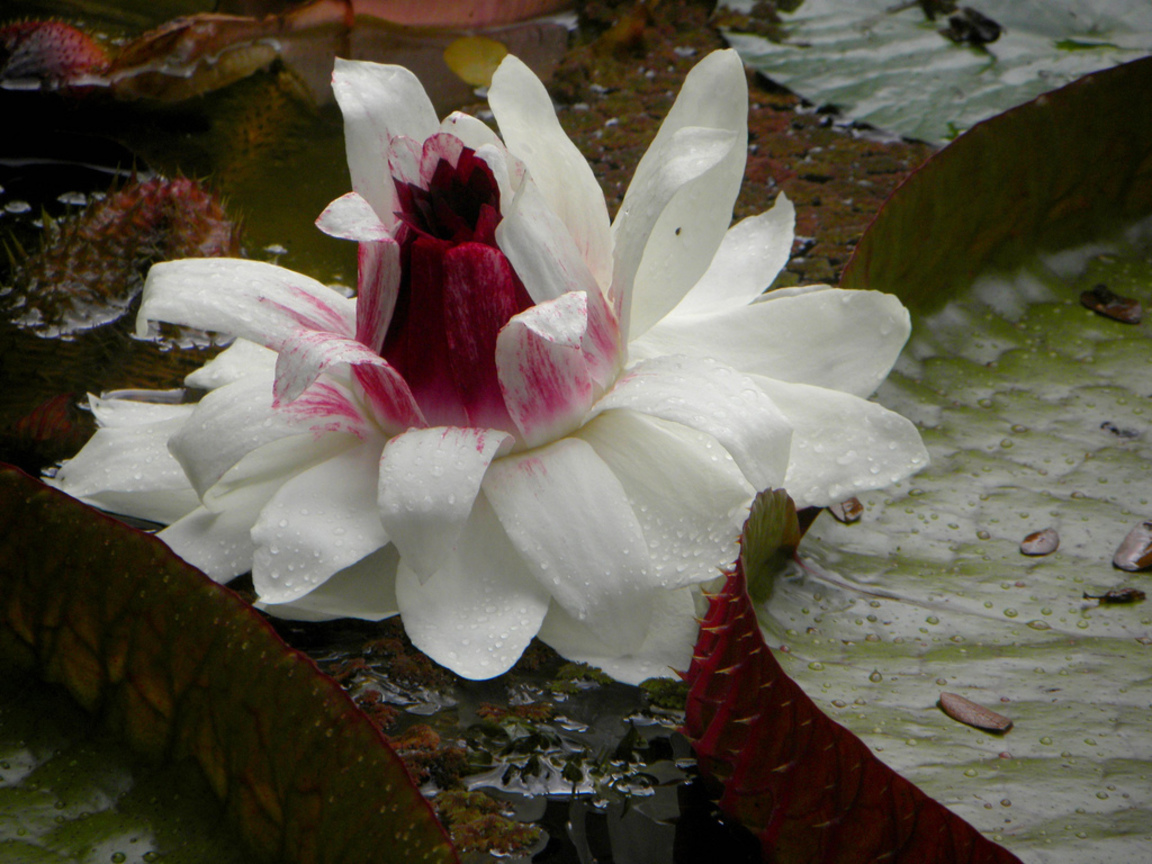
[
  {"x1": 1020, "y1": 528, "x2": 1059, "y2": 556},
  {"x1": 829, "y1": 496, "x2": 864, "y2": 524},
  {"x1": 1113, "y1": 521, "x2": 1152, "y2": 571},
  {"x1": 1080, "y1": 283, "x2": 1143, "y2": 324},
  {"x1": 941, "y1": 8, "x2": 1002, "y2": 46},
  {"x1": 1083, "y1": 588, "x2": 1146, "y2": 605},
  {"x1": 939, "y1": 692, "x2": 1013, "y2": 732},
  {"x1": 1100, "y1": 420, "x2": 1140, "y2": 439}
]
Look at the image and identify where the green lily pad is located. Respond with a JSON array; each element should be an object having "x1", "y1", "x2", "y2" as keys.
[
  {"x1": 763, "y1": 58, "x2": 1152, "y2": 862},
  {"x1": 0, "y1": 465, "x2": 459, "y2": 864},
  {"x1": 720, "y1": 0, "x2": 1152, "y2": 143}
]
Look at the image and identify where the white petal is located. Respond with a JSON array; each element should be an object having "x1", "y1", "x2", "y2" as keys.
[
  {"x1": 665, "y1": 193, "x2": 794, "y2": 317},
  {"x1": 474, "y1": 142, "x2": 524, "y2": 211},
  {"x1": 632, "y1": 285, "x2": 912, "y2": 399},
  {"x1": 482, "y1": 437, "x2": 654, "y2": 654},
  {"x1": 252, "y1": 438, "x2": 390, "y2": 604},
  {"x1": 169, "y1": 371, "x2": 300, "y2": 498},
  {"x1": 315, "y1": 191, "x2": 391, "y2": 241},
  {"x1": 48, "y1": 409, "x2": 200, "y2": 524},
  {"x1": 185, "y1": 339, "x2": 277, "y2": 391},
  {"x1": 488, "y1": 54, "x2": 613, "y2": 291},
  {"x1": 257, "y1": 545, "x2": 400, "y2": 622},
  {"x1": 589, "y1": 355, "x2": 791, "y2": 492},
  {"x1": 88, "y1": 393, "x2": 192, "y2": 427},
  {"x1": 138, "y1": 259, "x2": 355, "y2": 348},
  {"x1": 202, "y1": 430, "x2": 358, "y2": 511},
  {"x1": 332, "y1": 59, "x2": 439, "y2": 228},
  {"x1": 159, "y1": 505, "x2": 259, "y2": 583},
  {"x1": 172, "y1": 433, "x2": 362, "y2": 580},
  {"x1": 537, "y1": 585, "x2": 700, "y2": 686},
  {"x1": 610, "y1": 125, "x2": 738, "y2": 337},
  {"x1": 752, "y1": 376, "x2": 930, "y2": 508},
  {"x1": 615, "y1": 49, "x2": 748, "y2": 339},
  {"x1": 496, "y1": 173, "x2": 601, "y2": 304},
  {"x1": 440, "y1": 111, "x2": 503, "y2": 151},
  {"x1": 377, "y1": 426, "x2": 513, "y2": 579},
  {"x1": 576, "y1": 410, "x2": 753, "y2": 589},
  {"x1": 495, "y1": 292, "x2": 593, "y2": 448},
  {"x1": 395, "y1": 495, "x2": 551, "y2": 680}
]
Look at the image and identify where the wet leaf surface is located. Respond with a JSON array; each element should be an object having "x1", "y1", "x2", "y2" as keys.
[
  {"x1": 719, "y1": 0, "x2": 1152, "y2": 143},
  {"x1": 785, "y1": 54, "x2": 1152, "y2": 863},
  {"x1": 683, "y1": 489, "x2": 1022, "y2": 862}
]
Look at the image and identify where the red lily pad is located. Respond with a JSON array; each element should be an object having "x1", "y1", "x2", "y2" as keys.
[
  {"x1": 682, "y1": 489, "x2": 1021, "y2": 863},
  {"x1": 0, "y1": 463, "x2": 459, "y2": 864}
]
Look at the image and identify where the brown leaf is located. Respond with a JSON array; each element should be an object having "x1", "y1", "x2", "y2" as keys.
[
  {"x1": 939, "y1": 693, "x2": 1013, "y2": 732},
  {"x1": 1020, "y1": 527, "x2": 1059, "y2": 556},
  {"x1": 1113, "y1": 520, "x2": 1152, "y2": 571},
  {"x1": 1080, "y1": 284, "x2": 1143, "y2": 324}
]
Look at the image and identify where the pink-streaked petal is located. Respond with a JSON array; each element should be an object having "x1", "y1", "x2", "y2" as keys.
[
  {"x1": 185, "y1": 339, "x2": 277, "y2": 391},
  {"x1": 355, "y1": 237, "x2": 401, "y2": 354},
  {"x1": 537, "y1": 584, "x2": 699, "y2": 685},
  {"x1": 315, "y1": 191, "x2": 392, "y2": 241},
  {"x1": 252, "y1": 438, "x2": 390, "y2": 604},
  {"x1": 282, "y1": 379, "x2": 374, "y2": 439},
  {"x1": 495, "y1": 173, "x2": 601, "y2": 304},
  {"x1": 273, "y1": 329, "x2": 399, "y2": 407},
  {"x1": 631, "y1": 285, "x2": 911, "y2": 399},
  {"x1": 440, "y1": 111, "x2": 502, "y2": 151},
  {"x1": 482, "y1": 438, "x2": 655, "y2": 654},
  {"x1": 751, "y1": 376, "x2": 930, "y2": 508},
  {"x1": 576, "y1": 410, "x2": 753, "y2": 590},
  {"x1": 353, "y1": 365, "x2": 428, "y2": 434},
  {"x1": 442, "y1": 243, "x2": 521, "y2": 431},
  {"x1": 488, "y1": 54, "x2": 613, "y2": 291},
  {"x1": 378, "y1": 426, "x2": 513, "y2": 579},
  {"x1": 581, "y1": 278, "x2": 623, "y2": 392},
  {"x1": 256, "y1": 545, "x2": 399, "y2": 622},
  {"x1": 387, "y1": 134, "x2": 423, "y2": 189},
  {"x1": 666, "y1": 193, "x2": 795, "y2": 317},
  {"x1": 332, "y1": 59, "x2": 439, "y2": 227},
  {"x1": 169, "y1": 371, "x2": 303, "y2": 498},
  {"x1": 418, "y1": 131, "x2": 466, "y2": 185},
  {"x1": 608, "y1": 126, "x2": 737, "y2": 335},
  {"x1": 47, "y1": 410, "x2": 200, "y2": 524},
  {"x1": 615, "y1": 49, "x2": 748, "y2": 340},
  {"x1": 589, "y1": 355, "x2": 791, "y2": 492},
  {"x1": 159, "y1": 505, "x2": 259, "y2": 583},
  {"x1": 495, "y1": 292, "x2": 594, "y2": 448},
  {"x1": 137, "y1": 259, "x2": 355, "y2": 348},
  {"x1": 396, "y1": 494, "x2": 553, "y2": 680}
]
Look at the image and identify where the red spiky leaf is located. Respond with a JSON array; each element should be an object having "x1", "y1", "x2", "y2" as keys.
[{"x1": 682, "y1": 489, "x2": 1023, "y2": 864}]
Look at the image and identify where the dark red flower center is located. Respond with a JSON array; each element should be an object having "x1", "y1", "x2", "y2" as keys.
[{"x1": 382, "y1": 144, "x2": 533, "y2": 432}]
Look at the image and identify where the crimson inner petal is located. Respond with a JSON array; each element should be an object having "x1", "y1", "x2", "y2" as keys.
[{"x1": 382, "y1": 145, "x2": 533, "y2": 431}]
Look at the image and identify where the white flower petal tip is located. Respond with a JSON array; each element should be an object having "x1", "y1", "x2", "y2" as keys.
[
  {"x1": 396, "y1": 496, "x2": 550, "y2": 680},
  {"x1": 378, "y1": 426, "x2": 513, "y2": 579},
  {"x1": 50, "y1": 50, "x2": 927, "y2": 685},
  {"x1": 315, "y1": 192, "x2": 391, "y2": 241}
]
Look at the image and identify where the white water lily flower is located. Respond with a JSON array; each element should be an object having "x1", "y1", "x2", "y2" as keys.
[{"x1": 49, "y1": 49, "x2": 926, "y2": 684}]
